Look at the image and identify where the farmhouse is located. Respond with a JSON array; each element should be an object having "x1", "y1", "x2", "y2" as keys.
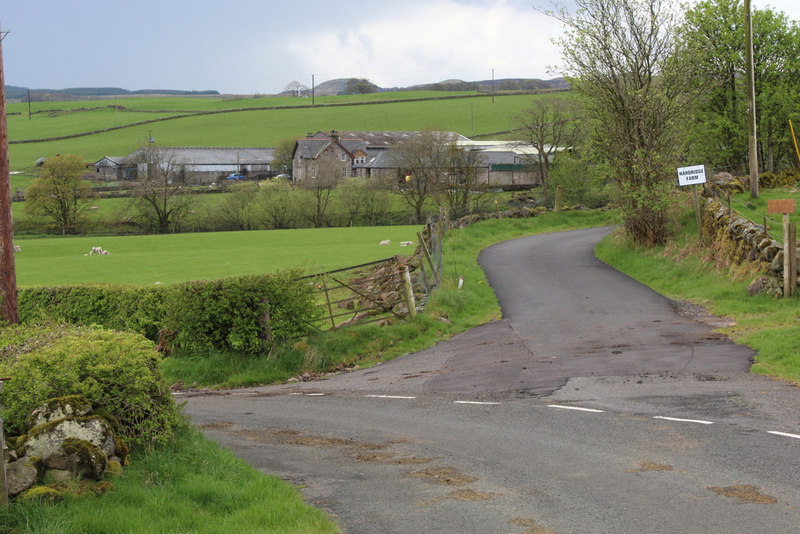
[
  {"x1": 95, "y1": 147, "x2": 276, "y2": 183},
  {"x1": 291, "y1": 130, "x2": 547, "y2": 187}
]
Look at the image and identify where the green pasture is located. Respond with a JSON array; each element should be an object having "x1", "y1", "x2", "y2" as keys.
[
  {"x1": 13, "y1": 226, "x2": 421, "y2": 287},
  {"x1": 7, "y1": 92, "x2": 560, "y2": 178},
  {"x1": 730, "y1": 188, "x2": 800, "y2": 242}
]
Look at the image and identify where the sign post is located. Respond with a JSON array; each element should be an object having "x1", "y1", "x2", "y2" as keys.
[
  {"x1": 677, "y1": 165, "x2": 708, "y2": 244},
  {"x1": 768, "y1": 199, "x2": 797, "y2": 298}
]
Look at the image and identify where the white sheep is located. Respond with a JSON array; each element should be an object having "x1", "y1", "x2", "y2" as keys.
[
  {"x1": 89, "y1": 246, "x2": 110, "y2": 255},
  {"x1": 13, "y1": 245, "x2": 21, "y2": 253},
  {"x1": 399, "y1": 241, "x2": 414, "y2": 247},
  {"x1": 379, "y1": 240, "x2": 390, "y2": 246}
]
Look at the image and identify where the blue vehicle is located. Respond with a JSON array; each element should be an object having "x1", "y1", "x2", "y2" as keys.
[{"x1": 225, "y1": 173, "x2": 245, "y2": 180}]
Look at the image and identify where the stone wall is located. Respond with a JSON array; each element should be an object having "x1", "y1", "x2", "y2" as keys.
[{"x1": 702, "y1": 197, "x2": 797, "y2": 293}]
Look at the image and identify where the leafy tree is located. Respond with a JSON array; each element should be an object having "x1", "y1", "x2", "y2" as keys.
[
  {"x1": 260, "y1": 178, "x2": 298, "y2": 229},
  {"x1": 336, "y1": 177, "x2": 392, "y2": 226},
  {"x1": 553, "y1": 0, "x2": 698, "y2": 245},
  {"x1": 24, "y1": 154, "x2": 95, "y2": 234},
  {"x1": 129, "y1": 144, "x2": 193, "y2": 233},
  {"x1": 271, "y1": 137, "x2": 296, "y2": 176},
  {"x1": 512, "y1": 97, "x2": 582, "y2": 186},
  {"x1": 345, "y1": 78, "x2": 379, "y2": 94},
  {"x1": 681, "y1": 0, "x2": 800, "y2": 172},
  {"x1": 215, "y1": 181, "x2": 261, "y2": 230}
]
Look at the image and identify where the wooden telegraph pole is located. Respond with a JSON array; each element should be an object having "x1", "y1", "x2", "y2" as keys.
[
  {"x1": 744, "y1": 0, "x2": 759, "y2": 199},
  {"x1": 0, "y1": 23, "x2": 19, "y2": 324}
]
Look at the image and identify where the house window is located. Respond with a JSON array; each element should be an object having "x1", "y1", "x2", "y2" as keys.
[{"x1": 341, "y1": 154, "x2": 347, "y2": 161}]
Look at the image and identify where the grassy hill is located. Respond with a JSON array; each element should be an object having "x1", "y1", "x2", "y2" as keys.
[{"x1": 6, "y1": 91, "x2": 572, "y2": 176}]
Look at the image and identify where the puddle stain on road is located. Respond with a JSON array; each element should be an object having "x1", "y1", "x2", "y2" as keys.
[{"x1": 509, "y1": 517, "x2": 558, "y2": 534}]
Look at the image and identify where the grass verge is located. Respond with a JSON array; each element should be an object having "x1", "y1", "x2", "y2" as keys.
[
  {"x1": 161, "y1": 208, "x2": 618, "y2": 388},
  {"x1": 595, "y1": 213, "x2": 800, "y2": 384},
  {"x1": 0, "y1": 423, "x2": 339, "y2": 534}
]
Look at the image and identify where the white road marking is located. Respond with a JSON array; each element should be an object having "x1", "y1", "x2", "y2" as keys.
[
  {"x1": 454, "y1": 400, "x2": 501, "y2": 405},
  {"x1": 654, "y1": 416, "x2": 714, "y2": 425},
  {"x1": 768, "y1": 431, "x2": 800, "y2": 440},
  {"x1": 365, "y1": 394, "x2": 417, "y2": 399},
  {"x1": 548, "y1": 404, "x2": 605, "y2": 413}
]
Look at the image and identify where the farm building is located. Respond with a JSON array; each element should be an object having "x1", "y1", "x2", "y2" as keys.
[
  {"x1": 291, "y1": 131, "x2": 549, "y2": 187},
  {"x1": 95, "y1": 147, "x2": 276, "y2": 183}
]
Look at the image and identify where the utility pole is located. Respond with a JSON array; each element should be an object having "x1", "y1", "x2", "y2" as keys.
[
  {"x1": 312, "y1": 74, "x2": 315, "y2": 107},
  {"x1": 0, "y1": 23, "x2": 19, "y2": 324},
  {"x1": 744, "y1": 0, "x2": 759, "y2": 198},
  {"x1": 491, "y1": 68, "x2": 495, "y2": 104}
]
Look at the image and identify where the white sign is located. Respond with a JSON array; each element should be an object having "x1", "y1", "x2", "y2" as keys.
[{"x1": 677, "y1": 164, "x2": 707, "y2": 187}]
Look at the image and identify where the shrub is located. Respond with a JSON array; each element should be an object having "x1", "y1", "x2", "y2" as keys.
[
  {"x1": 758, "y1": 169, "x2": 800, "y2": 189},
  {"x1": 0, "y1": 324, "x2": 182, "y2": 446},
  {"x1": 17, "y1": 270, "x2": 320, "y2": 354}
]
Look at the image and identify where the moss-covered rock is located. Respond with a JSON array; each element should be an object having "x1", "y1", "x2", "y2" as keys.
[
  {"x1": 25, "y1": 415, "x2": 115, "y2": 461},
  {"x1": 19, "y1": 485, "x2": 63, "y2": 501},
  {"x1": 25, "y1": 394, "x2": 93, "y2": 431},
  {"x1": 105, "y1": 459, "x2": 124, "y2": 477},
  {"x1": 56, "y1": 437, "x2": 108, "y2": 480}
]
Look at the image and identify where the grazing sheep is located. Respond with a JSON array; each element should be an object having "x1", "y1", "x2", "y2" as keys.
[
  {"x1": 379, "y1": 240, "x2": 390, "y2": 246},
  {"x1": 399, "y1": 241, "x2": 414, "y2": 247},
  {"x1": 13, "y1": 245, "x2": 21, "y2": 253},
  {"x1": 89, "y1": 246, "x2": 110, "y2": 255}
]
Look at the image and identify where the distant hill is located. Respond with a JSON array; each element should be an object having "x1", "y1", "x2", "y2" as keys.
[
  {"x1": 5, "y1": 86, "x2": 219, "y2": 102},
  {"x1": 284, "y1": 77, "x2": 570, "y2": 97}
]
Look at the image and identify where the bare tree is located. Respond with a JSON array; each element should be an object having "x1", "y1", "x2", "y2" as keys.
[
  {"x1": 391, "y1": 130, "x2": 452, "y2": 223},
  {"x1": 129, "y1": 145, "x2": 194, "y2": 233},
  {"x1": 512, "y1": 97, "x2": 581, "y2": 186},
  {"x1": 434, "y1": 141, "x2": 486, "y2": 218},
  {"x1": 336, "y1": 176, "x2": 392, "y2": 226},
  {"x1": 297, "y1": 152, "x2": 343, "y2": 227}
]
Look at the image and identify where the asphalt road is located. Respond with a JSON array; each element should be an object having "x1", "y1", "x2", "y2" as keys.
[{"x1": 183, "y1": 227, "x2": 800, "y2": 533}]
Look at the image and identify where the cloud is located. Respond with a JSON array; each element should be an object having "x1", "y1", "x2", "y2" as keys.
[{"x1": 286, "y1": 0, "x2": 563, "y2": 88}]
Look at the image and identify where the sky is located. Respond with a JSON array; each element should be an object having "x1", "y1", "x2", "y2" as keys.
[{"x1": 2, "y1": 0, "x2": 799, "y2": 95}]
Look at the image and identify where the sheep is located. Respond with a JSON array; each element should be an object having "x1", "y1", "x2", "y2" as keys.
[
  {"x1": 399, "y1": 241, "x2": 414, "y2": 247},
  {"x1": 89, "y1": 246, "x2": 110, "y2": 255},
  {"x1": 379, "y1": 240, "x2": 390, "y2": 246},
  {"x1": 13, "y1": 245, "x2": 21, "y2": 253}
]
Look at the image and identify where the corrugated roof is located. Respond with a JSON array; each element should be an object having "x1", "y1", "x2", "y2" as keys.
[{"x1": 123, "y1": 147, "x2": 275, "y2": 165}]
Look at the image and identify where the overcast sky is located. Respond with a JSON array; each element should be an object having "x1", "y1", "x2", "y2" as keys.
[{"x1": 2, "y1": 0, "x2": 799, "y2": 95}]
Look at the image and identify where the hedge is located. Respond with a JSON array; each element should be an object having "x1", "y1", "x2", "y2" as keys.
[
  {"x1": 18, "y1": 269, "x2": 320, "y2": 354},
  {"x1": 0, "y1": 324, "x2": 181, "y2": 446}
]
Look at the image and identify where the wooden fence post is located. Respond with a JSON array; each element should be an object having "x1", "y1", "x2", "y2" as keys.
[
  {"x1": 399, "y1": 265, "x2": 416, "y2": 318},
  {"x1": 1, "y1": 378, "x2": 8, "y2": 505}
]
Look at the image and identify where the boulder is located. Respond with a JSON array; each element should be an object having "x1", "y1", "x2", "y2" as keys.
[
  {"x1": 25, "y1": 395, "x2": 93, "y2": 430},
  {"x1": 5, "y1": 460, "x2": 39, "y2": 496},
  {"x1": 748, "y1": 276, "x2": 781, "y2": 297},
  {"x1": 24, "y1": 415, "x2": 116, "y2": 461},
  {"x1": 46, "y1": 438, "x2": 107, "y2": 480}
]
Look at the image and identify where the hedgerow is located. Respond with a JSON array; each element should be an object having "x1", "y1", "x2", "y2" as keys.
[{"x1": 17, "y1": 269, "x2": 319, "y2": 354}]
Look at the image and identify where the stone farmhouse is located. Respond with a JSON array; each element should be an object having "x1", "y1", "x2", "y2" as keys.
[
  {"x1": 291, "y1": 130, "x2": 547, "y2": 187},
  {"x1": 94, "y1": 147, "x2": 275, "y2": 184}
]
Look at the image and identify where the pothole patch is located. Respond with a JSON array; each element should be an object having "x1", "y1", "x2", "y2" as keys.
[
  {"x1": 448, "y1": 489, "x2": 494, "y2": 501},
  {"x1": 628, "y1": 461, "x2": 674, "y2": 473},
  {"x1": 409, "y1": 466, "x2": 478, "y2": 486},
  {"x1": 198, "y1": 421, "x2": 233, "y2": 430},
  {"x1": 708, "y1": 485, "x2": 777, "y2": 504},
  {"x1": 508, "y1": 517, "x2": 558, "y2": 534}
]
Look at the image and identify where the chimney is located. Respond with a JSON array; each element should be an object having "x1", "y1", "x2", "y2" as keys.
[{"x1": 329, "y1": 130, "x2": 339, "y2": 141}]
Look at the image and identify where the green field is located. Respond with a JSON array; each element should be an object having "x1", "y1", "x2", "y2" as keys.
[
  {"x1": 13, "y1": 226, "x2": 421, "y2": 287},
  {"x1": 6, "y1": 91, "x2": 565, "y2": 180}
]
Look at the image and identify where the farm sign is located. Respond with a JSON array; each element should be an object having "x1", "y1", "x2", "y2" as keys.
[{"x1": 677, "y1": 165, "x2": 707, "y2": 187}]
